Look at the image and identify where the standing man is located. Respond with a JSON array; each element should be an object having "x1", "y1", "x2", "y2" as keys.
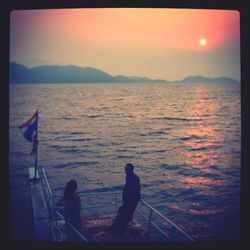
[{"x1": 112, "y1": 163, "x2": 141, "y2": 232}]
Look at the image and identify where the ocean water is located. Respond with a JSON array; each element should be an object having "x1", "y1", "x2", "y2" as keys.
[{"x1": 9, "y1": 82, "x2": 241, "y2": 240}]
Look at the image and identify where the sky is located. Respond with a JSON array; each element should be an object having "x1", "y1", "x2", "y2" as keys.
[{"x1": 10, "y1": 8, "x2": 240, "y2": 81}]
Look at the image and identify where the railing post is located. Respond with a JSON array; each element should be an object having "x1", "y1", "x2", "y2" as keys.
[
  {"x1": 50, "y1": 199, "x2": 57, "y2": 241},
  {"x1": 55, "y1": 218, "x2": 58, "y2": 241},
  {"x1": 41, "y1": 168, "x2": 58, "y2": 241},
  {"x1": 114, "y1": 192, "x2": 118, "y2": 215},
  {"x1": 146, "y1": 208, "x2": 153, "y2": 236}
]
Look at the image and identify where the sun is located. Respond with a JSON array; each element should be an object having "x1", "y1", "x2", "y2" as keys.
[{"x1": 199, "y1": 38, "x2": 207, "y2": 46}]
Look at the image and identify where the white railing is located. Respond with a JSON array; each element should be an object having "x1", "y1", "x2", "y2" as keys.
[
  {"x1": 40, "y1": 168, "x2": 57, "y2": 240},
  {"x1": 41, "y1": 168, "x2": 193, "y2": 242},
  {"x1": 55, "y1": 210, "x2": 88, "y2": 242},
  {"x1": 40, "y1": 168, "x2": 87, "y2": 242},
  {"x1": 52, "y1": 191, "x2": 193, "y2": 242},
  {"x1": 136, "y1": 200, "x2": 194, "y2": 241}
]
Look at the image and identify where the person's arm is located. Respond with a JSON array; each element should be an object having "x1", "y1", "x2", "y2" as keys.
[
  {"x1": 131, "y1": 175, "x2": 140, "y2": 200},
  {"x1": 122, "y1": 177, "x2": 130, "y2": 202},
  {"x1": 76, "y1": 194, "x2": 81, "y2": 213},
  {"x1": 135, "y1": 177, "x2": 141, "y2": 200}
]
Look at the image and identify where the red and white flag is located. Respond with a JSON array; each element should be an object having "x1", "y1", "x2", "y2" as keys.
[{"x1": 19, "y1": 110, "x2": 38, "y2": 143}]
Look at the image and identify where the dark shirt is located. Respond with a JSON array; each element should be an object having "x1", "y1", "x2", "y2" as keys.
[
  {"x1": 64, "y1": 193, "x2": 81, "y2": 229},
  {"x1": 122, "y1": 173, "x2": 141, "y2": 202}
]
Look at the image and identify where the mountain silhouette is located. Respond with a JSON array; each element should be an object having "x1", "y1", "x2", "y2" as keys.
[
  {"x1": 179, "y1": 75, "x2": 239, "y2": 84},
  {"x1": 9, "y1": 62, "x2": 239, "y2": 84},
  {"x1": 9, "y1": 62, "x2": 168, "y2": 84}
]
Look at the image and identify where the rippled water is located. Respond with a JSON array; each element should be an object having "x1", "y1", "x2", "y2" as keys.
[{"x1": 9, "y1": 82, "x2": 240, "y2": 240}]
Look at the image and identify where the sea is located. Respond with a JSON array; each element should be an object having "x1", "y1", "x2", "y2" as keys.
[{"x1": 9, "y1": 82, "x2": 241, "y2": 241}]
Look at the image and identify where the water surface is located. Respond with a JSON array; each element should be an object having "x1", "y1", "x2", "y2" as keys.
[{"x1": 9, "y1": 82, "x2": 241, "y2": 240}]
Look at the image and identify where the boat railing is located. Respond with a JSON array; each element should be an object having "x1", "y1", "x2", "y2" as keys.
[
  {"x1": 41, "y1": 168, "x2": 193, "y2": 242},
  {"x1": 40, "y1": 168, "x2": 57, "y2": 240},
  {"x1": 54, "y1": 209, "x2": 88, "y2": 242},
  {"x1": 135, "y1": 200, "x2": 194, "y2": 241},
  {"x1": 40, "y1": 168, "x2": 88, "y2": 242},
  {"x1": 52, "y1": 191, "x2": 193, "y2": 242}
]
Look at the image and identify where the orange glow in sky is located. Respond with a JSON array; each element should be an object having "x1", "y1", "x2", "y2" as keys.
[
  {"x1": 25, "y1": 8, "x2": 238, "y2": 50},
  {"x1": 10, "y1": 8, "x2": 240, "y2": 81}
]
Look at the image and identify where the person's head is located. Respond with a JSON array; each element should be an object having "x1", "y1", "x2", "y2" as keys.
[
  {"x1": 125, "y1": 163, "x2": 134, "y2": 175},
  {"x1": 64, "y1": 179, "x2": 77, "y2": 198}
]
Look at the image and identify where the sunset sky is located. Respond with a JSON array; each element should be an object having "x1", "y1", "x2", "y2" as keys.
[{"x1": 10, "y1": 8, "x2": 240, "y2": 81}]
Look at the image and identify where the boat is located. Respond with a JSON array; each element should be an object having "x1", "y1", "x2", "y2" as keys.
[{"x1": 29, "y1": 167, "x2": 194, "y2": 242}]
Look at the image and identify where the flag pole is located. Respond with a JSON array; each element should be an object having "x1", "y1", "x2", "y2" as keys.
[
  {"x1": 34, "y1": 139, "x2": 38, "y2": 180},
  {"x1": 34, "y1": 110, "x2": 39, "y2": 180}
]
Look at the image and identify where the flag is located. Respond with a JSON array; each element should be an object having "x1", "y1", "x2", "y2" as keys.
[{"x1": 19, "y1": 110, "x2": 38, "y2": 143}]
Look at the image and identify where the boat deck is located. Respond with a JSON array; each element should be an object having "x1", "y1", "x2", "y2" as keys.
[
  {"x1": 37, "y1": 168, "x2": 194, "y2": 242},
  {"x1": 81, "y1": 216, "x2": 154, "y2": 242},
  {"x1": 57, "y1": 215, "x2": 154, "y2": 242}
]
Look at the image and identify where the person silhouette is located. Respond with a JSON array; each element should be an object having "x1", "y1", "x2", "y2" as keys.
[
  {"x1": 57, "y1": 179, "x2": 82, "y2": 241},
  {"x1": 112, "y1": 163, "x2": 141, "y2": 232}
]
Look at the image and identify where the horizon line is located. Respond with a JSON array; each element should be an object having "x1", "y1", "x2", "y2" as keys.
[{"x1": 10, "y1": 61, "x2": 240, "y2": 83}]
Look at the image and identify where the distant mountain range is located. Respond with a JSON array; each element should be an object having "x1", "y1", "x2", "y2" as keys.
[
  {"x1": 9, "y1": 62, "x2": 239, "y2": 84},
  {"x1": 177, "y1": 75, "x2": 239, "y2": 84}
]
